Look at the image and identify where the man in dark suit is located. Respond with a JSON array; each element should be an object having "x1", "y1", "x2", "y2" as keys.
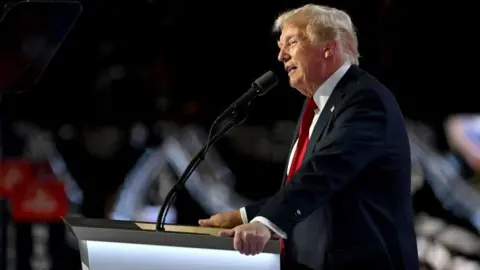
[{"x1": 199, "y1": 4, "x2": 418, "y2": 270}]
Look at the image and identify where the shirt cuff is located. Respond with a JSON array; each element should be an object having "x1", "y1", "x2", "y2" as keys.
[
  {"x1": 239, "y1": 207, "x2": 249, "y2": 224},
  {"x1": 251, "y1": 216, "x2": 287, "y2": 239}
]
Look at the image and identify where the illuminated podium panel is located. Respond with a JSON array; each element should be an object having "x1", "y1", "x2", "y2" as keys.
[{"x1": 63, "y1": 217, "x2": 281, "y2": 270}]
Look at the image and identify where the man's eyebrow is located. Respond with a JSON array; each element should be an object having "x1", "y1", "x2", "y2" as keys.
[{"x1": 277, "y1": 35, "x2": 296, "y2": 47}]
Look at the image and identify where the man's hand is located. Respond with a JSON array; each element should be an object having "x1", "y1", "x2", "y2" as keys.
[
  {"x1": 219, "y1": 221, "x2": 272, "y2": 255},
  {"x1": 198, "y1": 210, "x2": 243, "y2": 229}
]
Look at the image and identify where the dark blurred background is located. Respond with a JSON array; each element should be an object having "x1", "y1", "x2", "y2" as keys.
[{"x1": 1, "y1": 0, "x2": 480, "y2": 269}]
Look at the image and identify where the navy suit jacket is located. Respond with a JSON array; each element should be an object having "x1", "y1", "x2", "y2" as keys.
[{"x1": 244, "y1": 65, "x2": 418, "y2": 270}]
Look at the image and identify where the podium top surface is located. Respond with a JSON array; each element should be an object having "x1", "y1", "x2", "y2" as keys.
[{"x1": 63, "y1": 216, "x2": 281, "y2": 254}]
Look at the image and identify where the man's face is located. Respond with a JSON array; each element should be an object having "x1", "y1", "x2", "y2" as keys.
[{"x1": 277, "y1": 24, "x2": 327, "y2": 97}]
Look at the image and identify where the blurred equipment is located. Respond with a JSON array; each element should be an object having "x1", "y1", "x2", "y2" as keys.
[
  {"x1": 416, "y1": 214, "x2": 480, "y2": 269},
  {"x1": 0, "y1": 0, "x2": 82, "y2": 94},
  {"x1": 445, "y1": 114, "x2": 480, "y2": 179},
  {"x1": 0, "y1": 123, "x2": 84, "y2": 270},
  {"x1": 0, "y1": 2, "x2": 82, "y2": 269},
  {"x1": 408, "y1": 121, "x2": 480, "y2": 233},
  {"x1": 110, "y1": 122, "x2": 251, "y2": 223}
]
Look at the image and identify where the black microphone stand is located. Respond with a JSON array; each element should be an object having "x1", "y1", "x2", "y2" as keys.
[{"x1": 155, "y1": 105, "x2": 250, "y2": 232}]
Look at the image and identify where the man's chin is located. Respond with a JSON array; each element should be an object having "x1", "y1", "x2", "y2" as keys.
[
  {"x1": 289, "y1": 81, "x2": 309, "y2": 96},
  {"x1": 289, "y1": 78, "x2": 301, "y2": 89}
]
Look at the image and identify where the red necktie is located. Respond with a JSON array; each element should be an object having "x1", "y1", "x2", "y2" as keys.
[
  {"x1": 281, "y1": 98, "x2": 318, "y2": 255},
  {"x1": 287, "y1": 98, "x2": 318, "y2": 181}
]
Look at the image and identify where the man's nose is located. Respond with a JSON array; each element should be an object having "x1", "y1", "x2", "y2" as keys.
[{"x1": 277, "y1": 48, "x2": 290, "y2": 62}]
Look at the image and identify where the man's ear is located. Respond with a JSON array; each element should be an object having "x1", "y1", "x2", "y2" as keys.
[{"x1": 323, "y1": 41, "x2": 337, "y2": 58}]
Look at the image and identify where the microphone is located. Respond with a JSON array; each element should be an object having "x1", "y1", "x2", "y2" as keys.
[
  {"x1": 216, "y1": 71, "x2": 279, "y2": 120},
  {"x1": 155, "y1": 71, "x2": 279, "y2": 232}
]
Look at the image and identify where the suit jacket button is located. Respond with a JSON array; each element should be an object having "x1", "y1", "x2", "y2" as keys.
[{"x1": 296, "y1": 209, "x2": 301, "y2": 215}]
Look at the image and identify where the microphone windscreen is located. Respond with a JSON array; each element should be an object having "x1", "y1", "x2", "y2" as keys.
[{"x1": 253, "y1": 71, "x2": 278, "y2": 96}]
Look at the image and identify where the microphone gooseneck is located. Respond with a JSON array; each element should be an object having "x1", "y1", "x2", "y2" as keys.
[{"x1": 155, "y1": 71, "x2": 278, "y2": 232}]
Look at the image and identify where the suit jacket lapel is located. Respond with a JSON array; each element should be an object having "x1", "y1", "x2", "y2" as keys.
[
  {"x1": 303, "y1": 89, "x2": 342, "y2": 160},
  {"x1": 281, "y1": 65, "x2": 360, "y2": 183},
  {"x1": 280, "y1": 92, "x2": 341, "y2": 185},
  {"x1": 303, "y1": 65, "x2": 358, "y2": 161}
]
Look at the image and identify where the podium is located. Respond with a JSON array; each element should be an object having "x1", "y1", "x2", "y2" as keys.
[{"x1": 63, "y1": 216, "x2": 281, "y2": 270}]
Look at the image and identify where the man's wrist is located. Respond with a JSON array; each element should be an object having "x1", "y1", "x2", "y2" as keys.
[
  {"x1": 251, "y1": 221, "x2": 273, "y2": 237},
  {"x1": 250, "y1": 216, "x2": 287, "y2": 239}
]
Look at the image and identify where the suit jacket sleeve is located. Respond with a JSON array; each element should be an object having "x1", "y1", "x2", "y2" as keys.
[
  {"x1": 255, "y1": 89, "x2": 388, "y2": 234},
  {"x1": 243, "y1": 198, "x2": 269, "y2": 221}
]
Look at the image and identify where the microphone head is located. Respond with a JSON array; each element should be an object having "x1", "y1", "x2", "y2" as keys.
[{"x1": 253, "y1": 71, "x2": 278, "y2": 96}]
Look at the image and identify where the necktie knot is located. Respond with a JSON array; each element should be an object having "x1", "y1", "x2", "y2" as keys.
[{"x1": 306, "y1": 98, "x2": 318, "y2": 111}]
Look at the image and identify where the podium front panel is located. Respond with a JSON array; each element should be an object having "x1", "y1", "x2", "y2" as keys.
[
  {"x1": 82, "y1": 240, "x2": 279, "y2": 270},
  {"x1": 64, "y1": 217, "x2": 281, "y2": 270}
]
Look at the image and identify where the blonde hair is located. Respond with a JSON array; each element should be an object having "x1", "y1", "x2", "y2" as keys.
[{"x1": 273, "y1": 4, "x2": 359, "y2": 65}]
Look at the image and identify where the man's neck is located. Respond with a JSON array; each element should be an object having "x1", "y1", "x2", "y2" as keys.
[
  {"x1": 312, "y1": 61, "x2": 351, "y2": 106},
  {"x1": 306, "y1": 60, "x2": 347, "y2": 95},
  {"x1": 323, "y1": 60, "x2": 347, "y2": 83}
]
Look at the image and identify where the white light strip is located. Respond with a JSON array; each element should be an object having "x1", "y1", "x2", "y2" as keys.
[{"x1": 86, "y1": 241, "x2": 280, "y2": 270}]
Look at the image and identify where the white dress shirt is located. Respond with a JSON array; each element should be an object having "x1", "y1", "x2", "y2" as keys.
[{"x1": 239, "y1": 62, "x2": 352, "y2": 238}]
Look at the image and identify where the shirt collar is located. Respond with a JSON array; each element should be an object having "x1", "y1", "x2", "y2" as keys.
[{"x1": 312, "y1": 62, "x2": 351, "y2": 108}]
